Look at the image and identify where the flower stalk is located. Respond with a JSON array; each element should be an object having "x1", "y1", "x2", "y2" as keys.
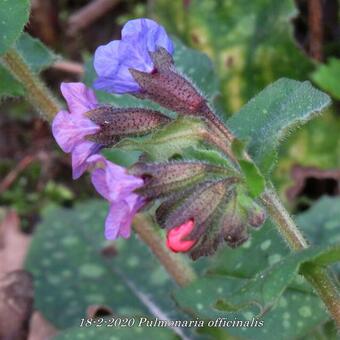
[
  {"x1": 261, "y1": 187, "x2": 340, "y2": 328},
  {"x1": 1, "y1": 48, "x2": 60, "y2": 121},
  {"x1": 302, "y1": 263, "x2": 340, "y2": 328},
  {"x1": 261, "y1": 188, "x2": 308, "y2": 250}
]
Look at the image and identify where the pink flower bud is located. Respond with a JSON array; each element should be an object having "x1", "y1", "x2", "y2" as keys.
[{"x1": 166, "y1": 219, "x2": 197, "y2": 253}]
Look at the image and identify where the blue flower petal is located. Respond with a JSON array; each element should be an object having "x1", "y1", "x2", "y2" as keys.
[
  {"x1": 122, "y1": 18, "x2": 173, "y2": 54},
  {"x1": 93, "y1": 18, "x2": 173, "y2": 94}
]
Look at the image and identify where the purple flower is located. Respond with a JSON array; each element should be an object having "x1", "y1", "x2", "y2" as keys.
[
  {"x1": 87, "y1": 155, "x2": 145, "y2": 240},
  {"x1": 52, "y1": 82, "x2": 101, "y2": 179},
  {"x1": 93, "y1": 18, "x2": 174, "y2": 94}
]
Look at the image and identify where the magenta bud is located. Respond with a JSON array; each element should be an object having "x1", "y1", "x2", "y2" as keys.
[
  {"x1": 129, "y1": 47, "x2": 209, "y2": 115},
  {"x1": 86, "y1": 106, "x2": 171, "y2": 146},
  {"x1": 166, "y1": 219, "x2": 197, "y2": 253}
]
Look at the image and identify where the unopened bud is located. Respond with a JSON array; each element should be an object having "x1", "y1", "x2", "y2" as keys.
[
  {"x1": 86, "y1": 106, "x2": 171, "y2": 146},
  {"x1": 129, "y1": 47, "x2": 209, "y2": 115},
  {"x1": 166, "y1": 219, "x2": 197, "y2": 253},
  {"x1": 129, "y1": 161, "x2": 228, "y2": 199},
  {"x1": 222, "y1": 214, "x2": 249, "y2": 248},
  {"x1": 190, "y1": 190, "x2": 249, "y2": 260},
  {"x1": 158, "y1": 178, "x2": 239, "y2": 232},
  {"x1": 238, "y1": 193, "x2": 266, "y2": 229},
  {"x1": 248, "y1": 203, "x2": 266, "y2": 229}
]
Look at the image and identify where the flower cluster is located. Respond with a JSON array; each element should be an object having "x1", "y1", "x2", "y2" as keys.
[
  {"x1": 52, "y1": 18, "x2": 187, "y2": 245},
  {"x1": 52, "y1": 18, "x2": 265, "y2": 258},
  {"x1": 52, "y1": 82, "x2": 147, "y2": 239}
]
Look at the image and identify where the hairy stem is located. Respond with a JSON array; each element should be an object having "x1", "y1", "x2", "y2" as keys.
[
  {"x1": 261, "y1": 189, "x2": 308, "y2": 250},
  {"x1": 1, "y1": 46, "x2": 197, "y2": 287},
  {"x1": 302, "y1": 263, "x2": 340, "y2": 328},
  {"x1": 133, "y1": 214, "x2": 197, "y2": 287},
  {"x1": 1, "y1": 48, "x2": 60, "y2": 121},
  {"x1": 261, "y1": 187, "x2": 340, "y2": 328}
]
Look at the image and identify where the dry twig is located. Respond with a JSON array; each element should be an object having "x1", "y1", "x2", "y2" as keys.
[
  {"x1": 309, "y1": 0, "x2": 324, "y2": 61},
  {"x1": 0, "y1": 155, "x2": 36, "y2": 195},
  {"x1": 68, "y1": 0, "x2": 121, "y2": 35},
  {"x1": 52, "y1": 60, "x2": 84, "y2": 76}
]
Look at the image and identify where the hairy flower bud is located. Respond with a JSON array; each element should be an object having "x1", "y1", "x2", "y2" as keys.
[
  {"x1": 247, "y1": 203, "x2": 266, "y2": 229},
  {"x1": 129, "y1": 47, "x2": 210, "y2": 115},
  {"x1": 189, "y1": 190, "x2": 247, "y2": 260},
  {"x1": 86, "y1": 106, "x2": 171, "y2": 146},
  {"x1": 129, "y1": 161, "x2": 229, "y2": 199},
  {"x1": 156, "y1": 178, "x2": 239, "y2": 232},
  {"x1": 238, "y1": 193, "x2": 266, "y2": 229},
  {"x1": 189, "y1": 189, "x2": 266, "y2": 260},
  {"x1": 221, "y1": 207, "x2": 249, "y2": 248}
]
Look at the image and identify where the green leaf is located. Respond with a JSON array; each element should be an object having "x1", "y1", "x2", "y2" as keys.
[
  {"x1": 24, "y1": 201, "x2": 187, "y2": 331},
  {"x1": 175, "y1": 245, "x2": 338, "y2": 339},
  {"x1": 0, "y1": 0, "x2": 29, "y2": 55},
  {"x1": 296, "y1": 196, "x2": 340, "y2": 272},
  {"x1": 238, "y1": 160, "x2": 265, "y2": 197},
  {"x1": 0, "y1": 33, "x2": 57, "y2": 98},
  {"x1": 209, "y1": 219, "x2": 289, "y2": 278},
  {"x1": 174, "y1": 197, "x2": 340, "y2": 339},
  {"x1": 181, "y1": 147, "x2": 234, "y2": 169},
  {"x1": 312, "y1": 58, "x2": 340, "y2": 100},
  {"x1": 229, "y1": 137, "x2": 265, "y2": 197},
  {"x1": 228, "y1": 79, "x2": 331, "y2": 175},
  {"x1": 55, "y1": 323, "x2": 177, "y2": 340},
  {"x1": 231, "y1": 138, "x2": 247, "y2": 159},
  {"x1": 174, "y1": 275, "x2": 328, "y2": 340},
  {"x1": 16, "y1": 32, "x2": 58, "y2": 72},
  {"x1": 312, "y1": 245, "x2": 340, "y2": 266},
  {"x1": 0, "y1": 65, "x2": 24, "y2": 97},
  {"x1": 101, "y1": 149, "x2": 141, "y2": 168},
  {"x1": 213, "y1": 245, "x2": 339, "y2": 314},
  {"x1": 296, "y1": 196, "x2": 340, "y2": 246},
  {"x1": 116, "y1": 117, "x2": 206, "y2": 161}
]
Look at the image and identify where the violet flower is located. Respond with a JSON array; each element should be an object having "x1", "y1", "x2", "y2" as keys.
[
  {"x1": 52, "y1": 82, "x2": 101, "y2": 179},
  {"x1": 93, "y1": 18, "x2": 174, "y2": 94},
  {"x1": 87, "y1": 155, "x2": 145, "y2": 240}
]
